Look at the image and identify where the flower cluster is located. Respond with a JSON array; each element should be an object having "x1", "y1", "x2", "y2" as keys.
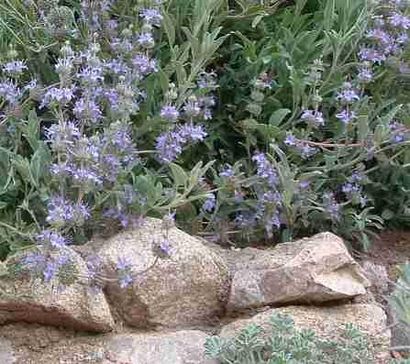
[
  {"x1": 284, "y1": 133, "x2": 318, "y2": 159},
  {"x1": 156, "y1": 123, "x2": 207, "y2": 163},
  {"x1": 47, "y1": 121, "x2": 138, "y2": 190},
  {"x1": 359, "y1": 3, "x2": 409, "y2": 65},
  {"x1": 5, "y1": 1, "x2": 172, "y2": 287},
  {"x1": 335, "y1": 82, "x2": 360, "y2": 125},
  {"x1": 16, "y1": 230, "x2": 75, "y2": 284}
]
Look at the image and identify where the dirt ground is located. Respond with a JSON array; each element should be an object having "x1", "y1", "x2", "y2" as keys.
[
  {"x1": 360, "y1": 230, "x2": 410, "y2": 360},
  {"x1": 364, "y1": 230, "x2": 410, "y2": 280}
]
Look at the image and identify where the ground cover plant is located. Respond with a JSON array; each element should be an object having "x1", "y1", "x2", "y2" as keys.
[{"x1": 204, "y1": 313, "x2": 375, "y2": 363}]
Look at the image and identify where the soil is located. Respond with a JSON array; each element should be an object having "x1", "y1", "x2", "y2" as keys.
[{"x1": 364, "y1": 230, "x2": 410, "y2": 279}]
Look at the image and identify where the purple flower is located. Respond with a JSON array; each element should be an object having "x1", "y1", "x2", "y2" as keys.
[
  {"x1": 396, "y1": 32, "x2": 409, "y2": 44},
  {"x1": 349, "y1": 172, "x2": 364, "y2": 183},
  {"x1": 105, "y1": 58, "x2": 129, "y2": 75},
  {"x1": 300, "y1": 109, "x2": 325, "y2": 127},
  {"x1": 43, "y1": 261, "x2": 58, "y2": 282},
  {"x1": 155, "y1": 131, "x2": 183, "y2": 163},
  {"x1": 137, "y1": 33, "x2": 155, "y2": 48},
  {"x1": 21, "y1": 250, "x2": 71, "y2": 283},
  {"x1": 132, "y1": 54, "x2": 158, "y2": 75},
  {"x1": 358, "y1": 47, "x2": 386, "y2": 64},
  {"x1": 262, "y1": 191, "x2": 282, "y2": 205},
  {"x1": 264, "y1": 213, "x2": 281, "y2": 237},
  {"x1": 160, "y1": 105, "x2": 179, "y2": 122},
  {"x1": 299, "y1": 180, "x2": 310, "y2": 190},
  {"x1": 202, "y1": 193, "x2": 216, "y2": 212},
  {"x1": 140, "y1": 8, "x2": 163, "y2": 26},
  {"x1": 69, "y1": 166, "x2": 103, "y2": 185},
  {"x1": 323, "y1": 193, "x2": 340, "y2": 221},
  {"x1": 252, "y1": 152, "x2": 278, "y2": 187},
  {"x1": 342, "y1": 182, "x2": 361, "y2": 195},
  {"x1": 2, "y1": 60, "x2": 27, "y2": 75},
  {"x1": 86, "y1": 255, "x2": 102, "y2": 281},
  {"x1": 183, "y1": 100, "x2": 201, "y2": 118},
  {"x1": 284, "y1": 133, "x2": 297, "y2": 146},
  {"x1": 156, "y1": 124, "x2": 207, "y2": 163},
  {"x1": 358, "y1": 66, "x2": 373, "y2": 83},
  {"x1": 159, "y1": 238, "x2": 172, "y2": 256},
  {"x1": 179, "y1": 123, "x2": 207, "y2": 141},
  {"x1": 389, "y1": 121, "x2": 408, "y2": 143},
  {"x1": 46, "y1": 195, "x2": 90, "y2": 227},
  {"x1": 197, "y1": 71, "x2": 218, "y2": 89},
  {"x1": 45, "y1": 121, "x2": 81, "y2": 149},
  {"x1": 235, "y1": 213, "x2": 256, "y2": 229},
  {"x1": 116, "y1": 257, "x2": 134, "y2": 288},
  {"x1": 219, "y1": 165, "x2": 234, "y2": 178},
  {"x1": 77, "y1": 66, "x2": 104, "y2": 85},
  {"x1": 73, "y1": 98, "x2": 102, "y2": 123},
  {"x1": 40, "y1": 87, "x2": 75, "y2": 109},
  {"x1": 0, "y1": 80, "x2": 21, "y2": 104},
  {"x1": 336, "y1": 83, "x2": 360, "y2": 104},
  {"x1": 36, "y1": 230, "x2": 69, "y2": 249},
  {"x1": 21, "y1": 252, "x2": 46, "y2": 273},
  {"x1": 23, "y1": 79, "x2": 38, "y2": 92},
  {"x1": 389, "y1": 12, "x2": 410, "y2": 29},
  {"x1": 297, "y1": 143, "x2": 318, "y2": 159},
  {"x1": 55, "y1": 57, "x2": 74, "y2": 75},
  {"x1": 336, "y1": 109, "x2": 357, "y2": 124},
  {"x1": 366, "y1": 28, "x2": 392, "y2": 44}
]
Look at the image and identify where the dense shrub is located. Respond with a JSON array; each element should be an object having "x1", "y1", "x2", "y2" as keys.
[
  {"x1": 194, "y1": 0, "x2": 409, "y2": 248},
  {"x1": 0, "y1": 0, "x2": 408, "y2": 285}
]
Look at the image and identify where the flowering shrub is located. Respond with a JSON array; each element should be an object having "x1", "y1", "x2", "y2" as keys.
[
  {"x1": 0, "y1": 0, "x2": 408, "y2": 287},
  {"x1": 194, "y1": 0, "x2": 409, "y2": 248},
  {"x1": 0, "y1": 0, "x2": 221, "y2": 286}
]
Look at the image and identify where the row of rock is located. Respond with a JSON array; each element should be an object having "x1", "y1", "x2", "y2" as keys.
[
  {"x1": 0, "y1": 303, "x2": 390, "y2": 363},
  {"x1": 0, "y1": 218, "x2": 372, "y2": 332},
  {"x1": 0, "y1": 218, "x2": 392, "y2": 363}
]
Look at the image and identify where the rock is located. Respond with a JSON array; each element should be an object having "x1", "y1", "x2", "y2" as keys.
[
  {"x1": 387, "y1": 305, "x2": 410, "y2": 355},
  {"x1": 362, "y1": 260, "x2": 389, "y2": 295},
  {"x1": 0, "y1": 248, "x2": 114, "y2": 332},
  {"x1": 34, "y1": 330, "x2": 216, "y2": 364},
  {"x1": 226, "y1": 232, "x2": 370, "y2": 311},
  {"x1": 220, "y1": 304, "x2": 390, "y2": 361},
  {"x1": 80, "y1": 217, "x2": 230, "y2": 328},
  {"x1": 0, "y1": 338, "x2": 15, "y2": 364}
]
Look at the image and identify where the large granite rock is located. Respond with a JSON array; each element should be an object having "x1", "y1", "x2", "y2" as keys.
[
  {"x1": 225, "y1": 232, "x2": 370, "y2": 311},
  {"x1": 0, "y1": 248, "x2": 114, "y2": 332},
  {"x1": 32, "y1": 330, "x2": 216, "y2": 364},
  {"x1": 0, "y1": 338, "x2": 15, "y2": 364},
  {"x1": 79, "y1": 217, "x2": 230, "y2": 328}
]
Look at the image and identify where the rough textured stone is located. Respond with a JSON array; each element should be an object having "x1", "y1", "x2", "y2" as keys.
[
  {"x1": 387, "y1": 305, "x2": 410, "y2": 355},
  {"x1": 80, "y1": 218, "x2": 230, "y2": 328},
  {"x1": 0, "y1": 248, "x2": 114, "y2": 332},
  {"x1": 0, "y1": 338, "x2": 15, "y2": 364},
  {"x1": 362, "y1": 260, "x2": 389, "y2": 295},
  {"x1": 221, "y1": 304, "x2": 390, "y2": 361},
  {"x1": 226, "y1": 232, "x2": 370, "y2": 310},
  {"x1": 33, "y1": 330, "x2": 216, "y2": 364}
]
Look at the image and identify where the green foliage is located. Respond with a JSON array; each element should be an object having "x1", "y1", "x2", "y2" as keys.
[
  {"x1": 390, "y1": 263, "x2": 410, "y2": 339},
  {"x1": 0, "y1": 0, "x2": 408, "y2": 261},
  {"x1": 205, "y1": 313, "x2": 375, "y2": 363},
  {"x1": 192, "y1": 0, "x2": 409, "y2": 247}
]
